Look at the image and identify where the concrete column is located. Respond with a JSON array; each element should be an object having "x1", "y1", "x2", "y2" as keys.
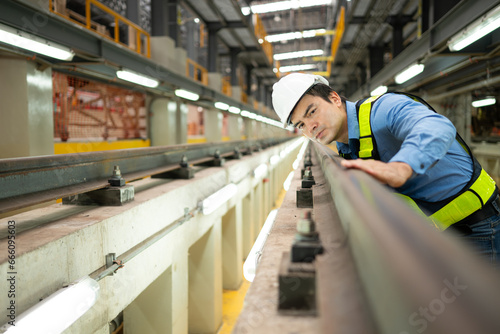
[
  {"x1": 124, "y1": 267, "x2": 173, "y2": 333},
  {"x1": 205, "y1": 109, "x2": 223, "y2": 142},
  {"x1": 0, "y1": 59, "x2": 53, "y2": 158},
  {"x1": 242, "y1": 193, "x2": 254, "y2": 259},
  {"x1": 228, "y1": 115, "x2": 242, "y2": 140},
  {"x1": 244, "y1": 119, "x2": 255, "y2": 139},
  {"x1": 126, "y1": 0, "x2": 140, "y2": 24},
  {"x1": 188, "y1": 224, "x2": 222, "y2": 333},
  {"x1": 369, "y1": 45, "x2": 384, "y2": 78},
  {"x1": 177, "y1": 101, "x2": 188, "y2": 144},
  {"x1": 230, "y1": 48, "x2": 240, "y2": 86},
  {"x1": 254, "y1": 183, "x2": 263, "y2": 234},
  {"x1": 172, "y1": 251, "x2": 189, "y2": 334},
  {"x1": 208, "y1": 26, "x2": 219, "y2": 72},
  {"x1": 150, "y1": 98, "x2": 177, "y2": 146},
  {"x1": 222, "y1": 204, "x2": 243, "y2": 289}
]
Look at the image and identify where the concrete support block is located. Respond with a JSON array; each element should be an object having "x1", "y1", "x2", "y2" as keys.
[
  {"x1": 0, "y1": 59, "x2": 53, "y2": 158},
  {"x1": 124, "y1": 267, "x2": 173, "y2": 333},
  {"x1": 222, "y1": 205, "x2": 243, "y2": 289},
  {"x1": 205, "y1": 109, "x2": 223, "y2": 143},
  {"x1": 208, "y1": 72, "x2": 222, "y2": 92},
  {"x1": 188, "y1": 224, "x2": 222, "y2": 333},
  {"x1": 62, "y1": 185, "x2": 135, "y2": 206}
]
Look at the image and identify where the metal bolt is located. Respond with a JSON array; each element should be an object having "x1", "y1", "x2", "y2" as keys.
[
  {"x1": 180, "y1": 155, "x2": 188, "y2": 168},
  {"x1": 297, "y1": 211, "x2": 315, "y2": 235},
  {"x1": 108, "y1": 165, "x2": 125, "y2": 186},
  {"x1": 214, "y1": 150, "x2": 221, "y2": 159}
]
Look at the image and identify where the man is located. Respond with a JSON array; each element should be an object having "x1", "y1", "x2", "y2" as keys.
[{"x1": 272, "y1": 73, "x2": 500, "y2": 265}]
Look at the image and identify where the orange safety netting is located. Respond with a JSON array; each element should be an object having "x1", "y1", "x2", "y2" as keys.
[{"x1": 53, "y1": 71, "x2": 147, "y2": 141}]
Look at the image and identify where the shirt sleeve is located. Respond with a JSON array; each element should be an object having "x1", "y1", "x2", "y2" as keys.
[{"x1": 377, "y1": 94, "x2": 457, "y2": 175}]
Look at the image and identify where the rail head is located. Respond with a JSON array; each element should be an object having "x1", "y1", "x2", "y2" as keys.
[{"x1": 312, "y1": 142, "x2": 500, "y2": 334}]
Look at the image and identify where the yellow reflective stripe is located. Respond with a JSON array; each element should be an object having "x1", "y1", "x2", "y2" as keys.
[
  {"x1": 470, "y1": 169, "x2": 497, "y2": 204},
  {"x1": 430, "y1": 169, "x2": 497, "y2": 230},
  {"x1": 358, "y1": 95, "x2": 380, "y2": 159},
  {"x1": 396, "y1": 194, "x2": 439, "y2": 228},
  {"x1": 359, "y1": 138, "x2": 374, "y2": 158}
]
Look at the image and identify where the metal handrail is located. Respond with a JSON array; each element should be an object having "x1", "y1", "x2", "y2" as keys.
[
  {"x1": 0, "y1": 138, "x2": 293, "y2": 214},
  {"x1": 49, "y1": 0, "x2": 151, "y2": 58},
  {"x1": 186, "y1": 58, "x2": 208, "y2": 85},
  {"x1": 313, "y1": 142, "x2": 500, "y2": 334}
]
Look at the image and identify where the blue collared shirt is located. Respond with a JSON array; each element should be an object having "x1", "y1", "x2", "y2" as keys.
[{"x1": 337, "y1": 93, "x2": 473, "y2": 202}]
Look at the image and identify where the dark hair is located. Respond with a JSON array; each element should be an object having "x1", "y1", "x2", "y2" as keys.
[{"x1": 304, "y1": 83, "x2": 346, "y2": 104}]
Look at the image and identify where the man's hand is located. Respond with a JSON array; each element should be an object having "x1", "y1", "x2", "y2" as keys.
[{"x1": 340, "y1": 159, "x2": 413, "y2": 188}]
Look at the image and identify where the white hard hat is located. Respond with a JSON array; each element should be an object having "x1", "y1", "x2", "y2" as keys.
[{"x1": 272, "y1": 73, "x2": 329, "y2": 126}]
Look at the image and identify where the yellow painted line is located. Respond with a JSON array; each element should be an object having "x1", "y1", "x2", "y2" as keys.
[
  {"x1": 54, "y1": 139, "x2": 150, "y2": 154},
  {"x1": 187, "y1": 137, "x2": 207, "y2": 144},
  {"x1": 219, "y1": 278, "x2": 251, "y2": 334},
  {"x1": 222, "y1": 136, "x2": 230, "y2": 142}
]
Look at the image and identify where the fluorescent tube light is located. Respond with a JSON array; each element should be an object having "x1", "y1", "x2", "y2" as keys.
[
  {"x1": 278, "y1": 64, "x2": 317, "y2": 73},
  {"x1": 472, "y1": 97, "x2": 496, "y2": 108},
  {"x1": 214, "y1": 102, "x2": 229, "y2": 110},
  {"x1": 243, "y1": 0, "x2": 332, "y2": 14},
  {"x1": 273, "y1": 49, "x2": 324, "y2": 60},
  {"x1": 448, "y1": 5, "x2": 500, "y2": 51},
  {"x1": 253, "y1": 163, "x2": 268, "y2": 179},
  {"x1": 370, "y1": 85, "x2": 388, "y2": 96},
  {"x1": 228, "y1": 106, "x2": 241, "y2": 114},
  {"x1": 0, "y1": 23, "x2": 74, "y2": 61},
  {"x1": 116, "y1": 70, "x2": 159, "y2": 88},
  {"x1": 270, "y1": 155, "x2": 280, "y2": 166},
  {"x1": 202, "y1": 184, "x2": 238, "y2": 215},
  {"x1": 265, "y1": 29, "x2": 326, "y2": 43},
  {"x1": 395, "y1": 64, "x2": 424, "y2": 84},
  {"x1": 243, "y1": 209, "x2": 278, "y2": 282},
  {"x1": 283, "y1": 171, "x2": 295, "y2": 191},
  {"x1": 1, "y1": 276, "x2": 99, "y2": 334},
  {"x1": 174, "y1": 89, "x2": 199, "y2": 101}
]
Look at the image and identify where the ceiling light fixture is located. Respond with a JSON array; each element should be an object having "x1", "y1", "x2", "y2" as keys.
[
  {"x1": 116, "y1": 70, "x2": 159, "y2": 88},
  {"x1": 0, "y1": 23, "x2": 74, "y2": 61},
  {"x1": 370, "y1": 85, "x2": 388, "y2": 96},
  {"x1": 241, "y1": 0, "x2": 332, "y2": 15},
  {"x1": 273, "y1": 49, "x2": 324, "y2": 60},
  {"x1": 228, "y1": 106, "x2": 241, "y2": 114},
  {"x1": 448, "y1": 4, "x2": 500, "y2": 51},
  {"x1": 394, "y1": 64, "x2": 425, "y2": 84},
  {"x1": 214, "y1": 102, "x2": 229, "y2": 110},
  {"x1": 265, "y1": 29, "x2": 327, "y2": 43},
  {"x1": 277, "y1": 64, "x2": 317, "y2": 73},
  {"x1": 174, "y1": 89, "x2": 199, "y2": 101},
  {"x1": 472, "y1": 97, "x2": 496, "y2": 108}
]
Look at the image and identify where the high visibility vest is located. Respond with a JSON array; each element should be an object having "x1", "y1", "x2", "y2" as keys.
[{"x1": 342, "y1": 92, "x2": 498, "y2": 230}]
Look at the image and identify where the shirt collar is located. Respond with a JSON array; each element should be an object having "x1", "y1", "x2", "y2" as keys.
[{"x1": 345, "y1": 100, "x2": 359, "y2": 140}]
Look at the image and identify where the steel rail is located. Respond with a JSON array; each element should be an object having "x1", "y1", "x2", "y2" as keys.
[
  {"x1": 312, "y1": 142, "x2": 500, "y2": 334},
  {"x1": 0, "y1": 137, "x2": 293, "y2": 215}
]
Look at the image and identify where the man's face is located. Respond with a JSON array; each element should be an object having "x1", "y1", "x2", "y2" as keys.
[{"x1": 290, "y1": 91, "x2": 348, "y2": 145}]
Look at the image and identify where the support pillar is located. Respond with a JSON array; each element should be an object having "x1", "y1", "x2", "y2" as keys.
[
  {"x1": 177, "y1": 101, "x2": 188, "y2": 144},
  {"x1": 222, "y1": 205, "x2": 243, "y2": 289},
  {"x1": 244, "y1": 118, "x2": 255, "y2": 139},
  {"x1": 188, "y1": 224, "x2": 222, "y2": 333},
  {"x1": 208, "y1": 26, "x2": 219, "y2": 72},
  {"x1": 0, "y1": 59, "x2": 53, "y2": 158},
  {"x1": 150, "y1": 98, "x2": 177, "y2": 146},
  {"x1": 369, "y1": 45, "x2": 384, "y2": 78},
  {"x1": 205, "y1": 109, "x2": 223, "y2": 142},
  {"x1": 151, "y1": 0, "x2": 169, "y2": 36},
  {"x1": 167, "y1": 0, "x2": 180, "y2": 47},
  {"x1": 124, "y1": 267, "x2": 173, "y2": 333},
  {"x1": 228, "y1": 115, "x2": 242, "y2": 140},
  {"x1": 230, "y1": 48, "x2": 240, "y2": 86},
  {"x1": 242, "y1": 193, "x2": 254, "y2": 259}
]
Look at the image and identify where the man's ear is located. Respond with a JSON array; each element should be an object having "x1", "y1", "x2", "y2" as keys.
[{"x1": 328, "y1": 91, "x2": 342, "y2": 106}]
